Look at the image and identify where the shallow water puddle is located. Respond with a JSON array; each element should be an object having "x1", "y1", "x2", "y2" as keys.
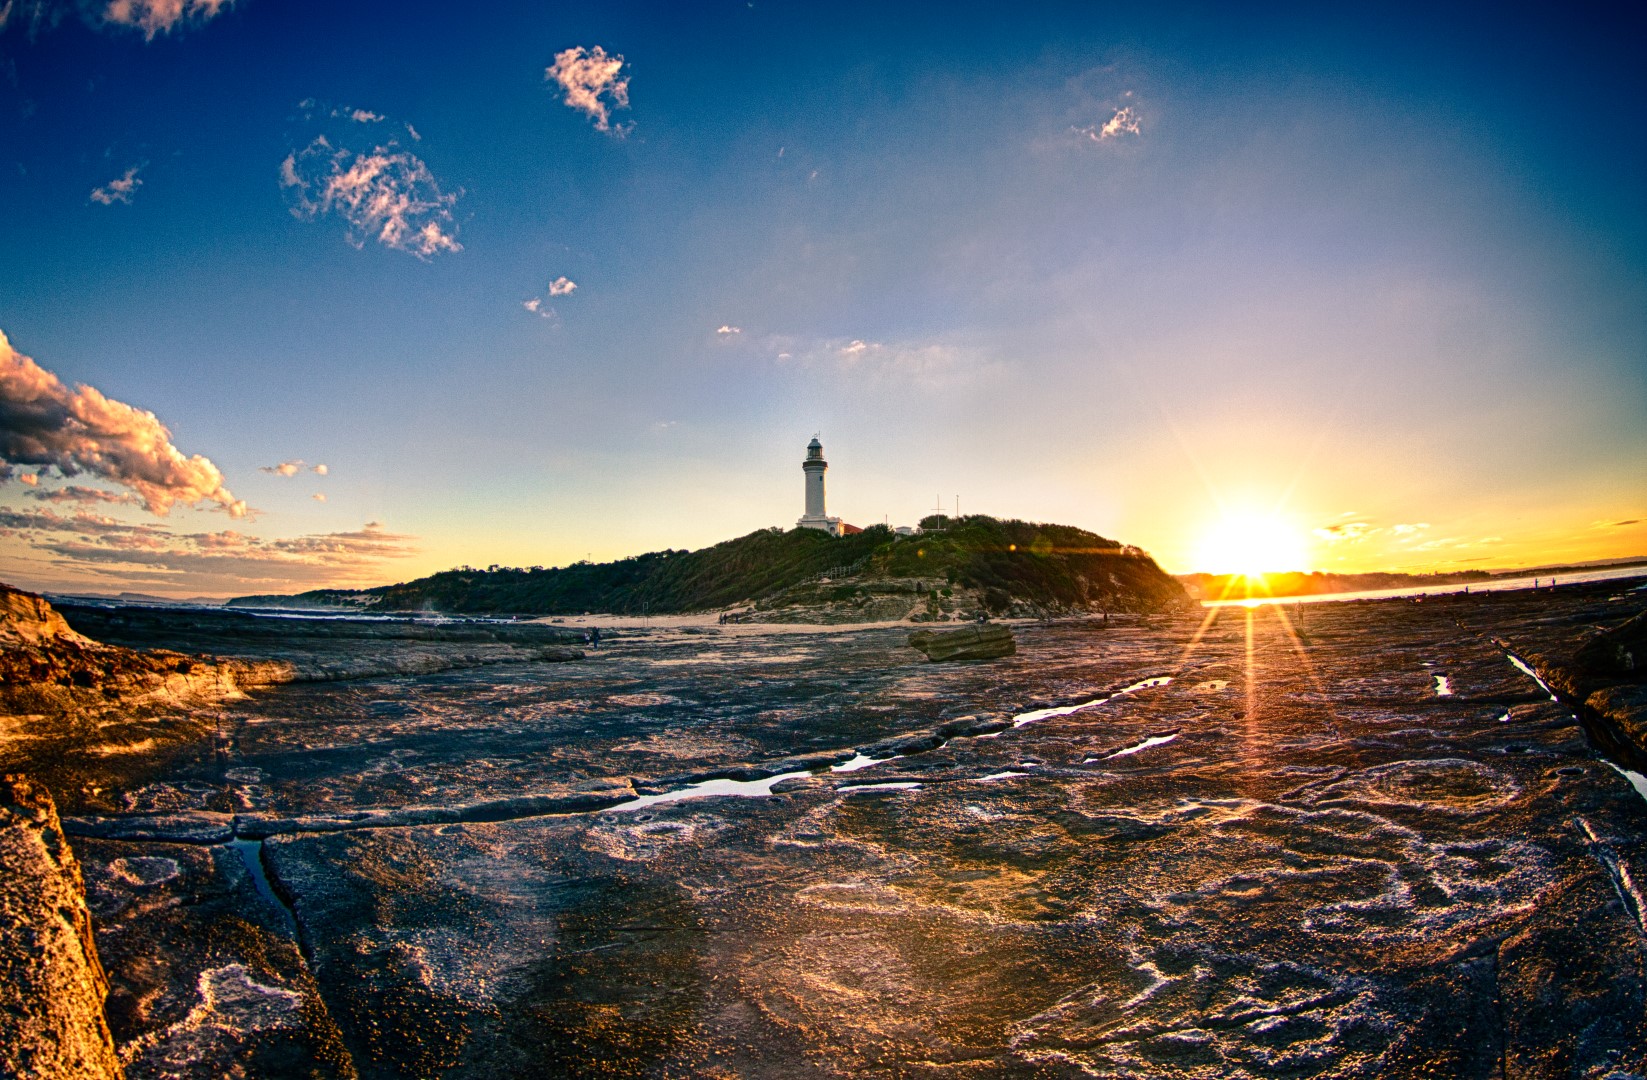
[
  {"x1": 231, "y1": 838, "x2": 279, "y2": 903},
  {"x1": 604, "y1": 771, "x2": 811, "y2": 812},
  {"x1": 832, "y1": 754, "x2": 898, "y2": 773},
  {"x1": 1090, "y1": 733, "x2": 1180, "y2": 761},
  {"x1": 973, "y1": 771, "x2": 1032, "y2": 782},
  {"x1": 1506, "y1": 653, "x2": 1560, "y2": 702},
  {"x1": 1433, "y1": 675, "x2": 1453, "y2": 696},
  {"x1": 1010, "y1": 676, "x2": 1173, "y2": 728}
]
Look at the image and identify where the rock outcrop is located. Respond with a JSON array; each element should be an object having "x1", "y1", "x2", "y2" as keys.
[
  {"x1": 1485, "y1": 598, "x2": 1647, "y2": 764},
  {"x1": 0, "y1": 585, "x2": 89, "y2": 647},
  {"x1": 0, "y1": 583, "x2": 260, "y2": 718},
  {"x1": 1575, "y1": 609, "x2": 1647, "y2": 675},
  {"x1": 0, "y1": 775, "x2": 122, "y2": 1080},
  {"x1": 54, "y1": 599, "x2": 585, "y2": 685},
  {"x1": 907, "y1": 623, "x2": 1016, "y2": 662}
]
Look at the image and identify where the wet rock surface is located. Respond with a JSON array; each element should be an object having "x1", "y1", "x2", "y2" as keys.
[
  {"x1": 8, "y1": 578, "x2": 1647, "y2": 1076},
  {"x1": 56, "y1": 601, "x2": 586, "y2": 684}
]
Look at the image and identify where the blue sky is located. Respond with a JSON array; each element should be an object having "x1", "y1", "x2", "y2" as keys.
[{"x1": 1, "y1": 0, "x2": 1644, "y2": 595}]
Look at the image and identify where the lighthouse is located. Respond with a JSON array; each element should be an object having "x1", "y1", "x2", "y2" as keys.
[{"x1": 796, "y1": 436, "x2": 842, "y2": 535}]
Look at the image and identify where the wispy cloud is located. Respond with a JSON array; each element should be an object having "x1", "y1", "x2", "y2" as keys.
[
  {"x1": 546, "y1": 45, "x2": 631, "y2": 135},
  {"x1": 281, "y1": 121, "x2": 462, "y2": 259},
  {"x1": 2, "y1": 0, "x2": 236, "y2": 40},
  {"x1": 547, "y1": 276, "x2": 577, "y2": 297},
  {"x1": 259, "y1": 459, "x2": 327, "y2": 478},
  {"x1": 716, "y1": 325, "x2": 741, "y2": 335},
  {"x1": 0, "y1": 328, "x2": 247, "y2": 518},
  {"x1": 90, "y1": 164, "x2": 142, "y2": 205},
  {"x1": 767, "y1": 335, "x2": 985, "y2": 388},
  {"x1": 1313, "y1": 521, "x2": 1375, "y2": 543},
  {"x1": 102, "y1": 0, "x2": 232, "y2": 39},
  {"x1": 24, "y1": 484, "x2": 140, "y2": 507}
]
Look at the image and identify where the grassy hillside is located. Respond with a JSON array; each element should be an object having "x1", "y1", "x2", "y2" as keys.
[{"x1": 231, "y1": 516, "x2": 1189, "y2": 617}]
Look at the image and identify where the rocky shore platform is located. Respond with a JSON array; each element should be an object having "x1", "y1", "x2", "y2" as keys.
[{"x1": 4, "y1": 576, "x2": 1647, "y2": 1077}]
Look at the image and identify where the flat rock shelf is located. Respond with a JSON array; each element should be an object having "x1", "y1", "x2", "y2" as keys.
[{"x1": 12, "y1": 578, "x2": 1647, "y2": 1078}]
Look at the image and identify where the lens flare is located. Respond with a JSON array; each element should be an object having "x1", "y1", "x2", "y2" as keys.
[{"x1": 1194, "y1": 511, "x2": 1308, "y2": 578}]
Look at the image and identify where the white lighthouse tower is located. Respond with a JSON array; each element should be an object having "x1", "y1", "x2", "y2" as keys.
[{"x1": 796, "y1": 436, "x2": 842, "y2": 535}]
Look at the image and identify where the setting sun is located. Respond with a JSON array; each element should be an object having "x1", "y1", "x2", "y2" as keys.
[{"x1": 1194, "y1": 511, "x2": 1309, "y2": 578}]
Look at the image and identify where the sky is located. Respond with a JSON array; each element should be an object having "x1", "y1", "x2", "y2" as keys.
[{"x1": 1, "y1": 0, "x2": 1644, "y2": 597}]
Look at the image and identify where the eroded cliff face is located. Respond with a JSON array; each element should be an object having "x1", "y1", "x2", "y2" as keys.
[
  {"x1": 0, "y1": 585, "x2": 89, "y2": 647},
  {"x1": 0, "y1": 583, "x2": 274, "y2": 719},
  {"x1": 0, "y1": 774, "x2": 123, "y2": 1080}
]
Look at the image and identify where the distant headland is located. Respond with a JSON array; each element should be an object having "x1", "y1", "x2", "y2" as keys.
[{"x1": 228, "y1": 515, "x2": 1190, "y2": 622}]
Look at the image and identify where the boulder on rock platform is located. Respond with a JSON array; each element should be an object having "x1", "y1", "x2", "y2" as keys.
[{"x1": 907, "y1": 623, "x2": 1016, "y2": 662}]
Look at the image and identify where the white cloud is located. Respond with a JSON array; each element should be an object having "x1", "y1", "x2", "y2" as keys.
[
  {"x1": 311, "y1": 463, "x2": 327, "y2": 476},
  {"x1": 348, "y1": 108, "x2": 383, "y2": 123},
  {"x1": 0, "y1": 328, "x2": 247, "y2": 518},
  {"x1": 523, "y1": 278, "x2": 576, "y2": 317},
  {"x1": 717, "y1": 325, "x2": 741, "y2": 335},
  {"x1": 281, "y1": 134, "x2": 462, "y2": 259},
  {"x1": 1072, "y1": 92, "x2": 1143, "y2": 144},
  {"x1": 90, "y1": 164, "x2": 142, "y2": 205},
  {"x1": 312, "y1": 492, "x2": 325, "y2": 502},
  {"x1": 546, "y1": 45, "x2": 631, "y2": 135}
]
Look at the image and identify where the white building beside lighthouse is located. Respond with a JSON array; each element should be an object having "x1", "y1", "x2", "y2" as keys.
[{"x1": 796, "y1": 436, "x2": 843, "y2": 536}]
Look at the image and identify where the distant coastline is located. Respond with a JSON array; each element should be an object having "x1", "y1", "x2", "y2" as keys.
[{"x1": 1179, "y1": 556, "x2": 1647, "y2": 602}]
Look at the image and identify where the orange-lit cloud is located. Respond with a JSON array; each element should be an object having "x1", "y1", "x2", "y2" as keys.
[
  {"x1": 1, "y1": 0, "x2": 235, "y2": 40},
  {"x1": 103, "y1": 0, "x2": 232, "y2": 39},
  {"x1": 546, "y1": 45, "x2": 631, "y2": 135},
  {"x1": 281, "y1": 128, "x2": 462, "y2": 259},
  {"x1": 2, "y1": 509, "x2": 419, "y2": 592},
  {"x1": 0, "y1": 330, "x2": 247, "y2": 518}
]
